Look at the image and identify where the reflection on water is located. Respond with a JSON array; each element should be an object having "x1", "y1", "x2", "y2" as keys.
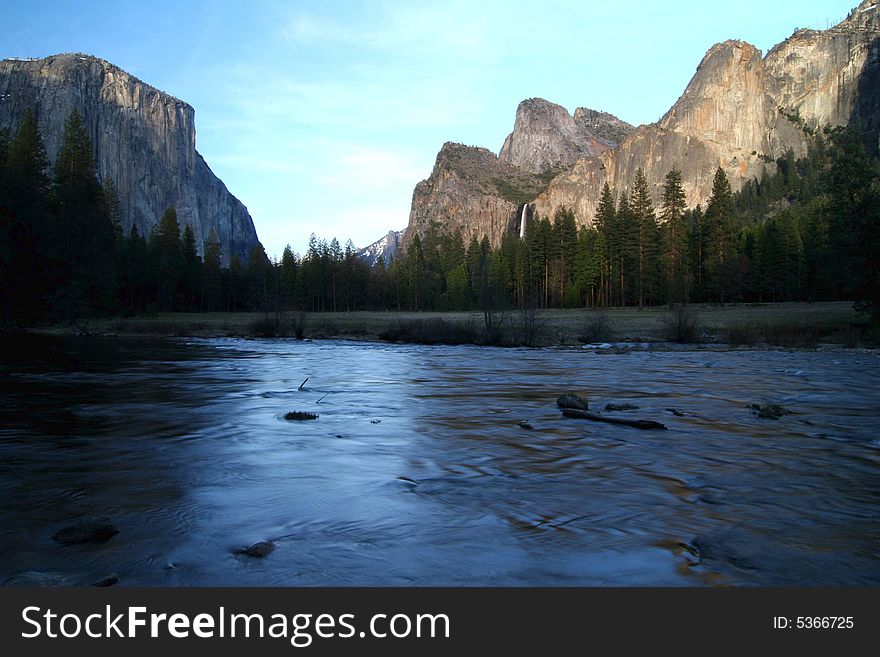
[{"x1": 1, "y1": 334, "x2": 878, "y2": 586}]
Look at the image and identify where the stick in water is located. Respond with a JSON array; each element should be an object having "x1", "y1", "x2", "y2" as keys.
[{"x1": 299, "y1": 377, "x2": 309, "y2": 391}]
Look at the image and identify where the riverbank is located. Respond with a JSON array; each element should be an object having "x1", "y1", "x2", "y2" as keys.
[{"x1": 27, "y1": 301, "x2": 877, "y2": 349}]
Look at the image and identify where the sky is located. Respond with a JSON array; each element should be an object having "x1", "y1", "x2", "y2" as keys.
[{"x1": 0, "y1": 0, "x2": 859, "y2": 259}]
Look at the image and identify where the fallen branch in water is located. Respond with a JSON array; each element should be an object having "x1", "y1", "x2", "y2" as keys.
[
  {"x1": 560, "y1": 408, "x2": 667, "y2": 430},
  {"x1": 299, "y1": 377, "x2": 309, "y2": 391}
]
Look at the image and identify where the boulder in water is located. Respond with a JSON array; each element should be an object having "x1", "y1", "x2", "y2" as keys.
[
  {"x1": 556, "y1": 394, "x2": 589, "y2": 411},
  {"x1": 52, "y1": 517, "x2": 119, "y2": 545},
  {"x1": 237, "y1": 541, "x2": 276, "y2": 558}
]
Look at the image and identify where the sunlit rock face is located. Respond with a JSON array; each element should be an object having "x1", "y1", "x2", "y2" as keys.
[
  {"x1": 0, "y1": 53, "x2": 260, "y2": 264},
  {"x1": 406, "y1": 142, "x2": 550, "y2": 249},
  {"x1": 499, "y1": 98, "x2": 633, "y2": 174},
  {"x1": 535, "y1": 3, "x2": 880, "y2": 226},
  {"x1": 408, "y1": 1, "x2": 880, "y2": 244}
]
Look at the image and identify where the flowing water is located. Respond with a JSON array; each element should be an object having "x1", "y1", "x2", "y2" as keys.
[{"x1": 1, "y1": 335, "x2": 878, "y2": 586}]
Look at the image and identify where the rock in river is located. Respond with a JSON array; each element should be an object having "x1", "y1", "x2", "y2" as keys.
[
  {"x1": 237, "y1": 541, "x2": 276, "y2": 558},
  {"x1": 556, "y1": 394, "x2": 589, "y2": 411},
  {"x1": 52, "y1": 517, "x2": 119, "y2": 545}
]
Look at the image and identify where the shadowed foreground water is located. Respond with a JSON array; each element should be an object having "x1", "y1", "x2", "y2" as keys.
[{"x1": 1, "y1": 335, "x2": 878, "y2": 586}]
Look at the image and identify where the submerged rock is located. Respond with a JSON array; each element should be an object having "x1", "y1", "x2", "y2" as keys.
[
  {"x1": 748, "y1": 403, "x2": 792, "y2": 420},
  {"x1": 690, "y1": 530, "x2": 768, "y2": 571},
  {"x1": 2, "y1": 571, "x2": 72, "y2": 587},
  {"x1": 666, "y1": 408, "x2": 687, "y2": 417},
  {"x1": 556, "y1": 394, "x2": 589, "y2": 411},
  {"x1": 284, "y1": 411, "x2": 319, "y2": 421},
  {"x1": 605, "y1": 403, "x2": 639, "y2": 412},
  {"x1": 237, "y1": 541, "x2": 276, "y2": 558},
  {"x1": 518, "y1": 420, "x2": 535, "y2": 430},
  {"x1": 92, "y1": 573, "x2": 119, "y2": 587},
  {"x1": 52, "y1": 517, "x2": 119, "y2": 545}
]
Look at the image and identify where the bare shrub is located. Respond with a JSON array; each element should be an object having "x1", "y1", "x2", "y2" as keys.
[
  {"x1": 578, "y1": 311, "x2": 613, "y2": 343},
  {"x1": 761, "y1": 322, "x2": 820, "y2": 348},
  {"x1": 661, "y1": 305, "x2": 701, "y2": 343},
  {"x1": 378, "y1": 318, "x2": 480, "y2": 345},
  {"x1": 724, "y1": 320, "x2": 759, "y2": 346}
]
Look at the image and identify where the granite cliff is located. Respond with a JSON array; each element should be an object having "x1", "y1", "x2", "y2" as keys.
[
  {"x1": 498, "y1": 98, "x2": 633, "y2": 174},
  {"x1": 407, "y1": 142, "x2": 553, "y2": 248},
  {"x1": 407, "y1": 1, "x2": 880, "y2": 246},
  {"x1": 0, "y1": 53, "x2": 260, "y2": 264}
]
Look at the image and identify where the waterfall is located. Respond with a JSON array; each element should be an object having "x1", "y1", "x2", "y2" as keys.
[{"x1": 519, "y1": 204, "x2": 528, "y2": 239}]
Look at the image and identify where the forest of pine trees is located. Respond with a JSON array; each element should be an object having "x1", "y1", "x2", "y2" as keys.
[{"x1": 1, "y1": 110, "x2": 878, "y2": 327}]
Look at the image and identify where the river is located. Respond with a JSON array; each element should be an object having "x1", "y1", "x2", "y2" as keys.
[{"x1": 1, "y1": 335, "x2": 878, "y2": 586}]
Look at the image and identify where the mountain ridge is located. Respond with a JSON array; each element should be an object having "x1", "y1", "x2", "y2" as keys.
[{"x1": 405, "y1": 1, "x2": 880, "y2": 248}]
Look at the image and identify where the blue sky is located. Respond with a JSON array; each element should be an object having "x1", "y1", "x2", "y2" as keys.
[{"x1": 1, "y1": 0, "x2": 858, "y2": 258}]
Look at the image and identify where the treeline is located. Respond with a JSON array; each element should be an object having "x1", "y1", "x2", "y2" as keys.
[
  {"x1": 387, "y1": 124, "x2": 879, "y2": 316},
  {"x1": 2, "y1": 110, "x2": 878, "y2": 326}
]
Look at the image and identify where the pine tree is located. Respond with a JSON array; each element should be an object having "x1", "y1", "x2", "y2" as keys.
[
  {"x1": 614, "y1": 194, "x2": 633, "y2": 306},
  {"x1": 552, "y1": 207, "x2": 578, "y2": 306},
  {"x1": 201, "y1": 228, "x2": 222, "y2": 311},
  {"x1": 5, "y1": 110, "x2": 51, "y2": 322},
  {"x1": 181, "y1": 223, "x2": 201, "y2": 310},
  {"x1": 629, "y1": 169, "x2": 658, "y2": 307},
  {"x1": 660, "y1": 169, "x2": 689, "y2": 303},
  {"x1": 594, "y1": 182, "x2": 616, "y2": 306},
  {"x1": 152, "y1": 206, "x2": 182, "y2": 311},
  {"x1": 687, "y1": 205, "x2": 705, "y2": 301},
  {"x1": 827, "y1": 124, "x2": 880, "y2": 314},
  {"x1": 408, "y1": 234, "x2": 425, "y2": 310},
  {"x1": 52, "y1": 109, "x2": 118, "y2": 316},
  {"x1": 123, "y1": 225, "x2": 151, "y2": 312},
  {"x1": 445, "y1": 262, "x2": 470, "y2": 309},
  {"x1": 704, "y1": 167, "x2": 736, "y2": 303},
  {"x1": 575, "y1": 227, "x2": 601, "y2": 307},
  {"x1": 279, "y1": 244, "x2": 298, "y2": 310}
]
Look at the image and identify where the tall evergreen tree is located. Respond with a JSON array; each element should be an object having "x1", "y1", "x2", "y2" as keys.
[
  {"x1": 629, "y1": 169, "x2": 659, "y2": 307},
  {"x1": 687, "y1": 205, "x2": 706, "y2": 301},
  {"x1": 827, "y1": 124, "x2": 880, "y2": 315},
  {"x1": 201, "y1": 228, "x2": 222, "y2": 311},
  {"x1": 181, "y1": 223, "x2": 202, "y2": 310},
  {"x1": 4, "y1": 110, "x2": 51, "y2": 322},
  {"x1": 594, "y1": 182, "x2": 616, "y2": 306},
  {"x1": 152, "y1": 206, "x2": 182, "y2": 311},
  {"x1": 52, "y1": 109, "x2": 118, "y2": 316},
  {"x1": 552, "y1": 207, "x2": 578, "y2": 306},
  {"x1": 660, "y1": 169, "x2": 689, "y2": 303},
  {"x1": 279, "y1": 244, "x2": 298, "y2": 310},
  {"x1": 614, "y1": 194, "x2": 633, "y2": 306},
  {"x1": 704, "y1": 167, "x2": 736, "y2": 303}
]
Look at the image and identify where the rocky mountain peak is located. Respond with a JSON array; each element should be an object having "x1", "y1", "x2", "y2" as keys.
[
  {"x1": 573, "y1": 107, "x2": 635, "y2": 146},
  {"x1": 839, "y1": 0, "x2": 879, "y2": 30},
  {"x1": 498, "y1": 97, "x2": 632, "y2": 174}
]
